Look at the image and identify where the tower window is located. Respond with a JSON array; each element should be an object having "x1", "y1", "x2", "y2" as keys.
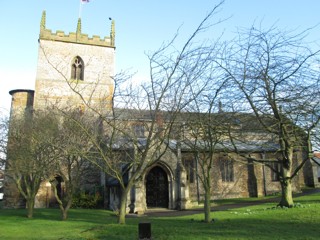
[{"x1": 71, "y1": 56, "x2": 84, "y2": 80}]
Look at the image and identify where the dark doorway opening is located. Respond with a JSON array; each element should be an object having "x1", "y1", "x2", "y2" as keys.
[
  {"x1": 55, "y1": 176, "x2": 63, "y2": 200},
  {"x1": 146, "y1": 166, "x2": 168, "y2": 208}
]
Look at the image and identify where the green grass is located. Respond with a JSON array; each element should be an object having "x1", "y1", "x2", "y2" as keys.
[
  {"x1": 190, "y1": 193, "x2": 280, "y2": 209},
  {"x1": 0, "y1": 193, "x2": 319, "y2": 240},
  {"x1": 214, "y1": 195, "x2": 279, "y2": 206}
]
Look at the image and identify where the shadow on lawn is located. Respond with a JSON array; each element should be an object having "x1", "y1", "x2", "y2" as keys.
[
  {"x1": 82, "y1": 215, "x2": 320, "y2": 240},
  {"x1": 139, "y1": 216, "x2": 320, "y2": 240},
  {"x1": 37, "y1": 208, "x2": 119, "y2": 224},
  {"x1": 0, "y1": 208, "x2": 118, "y2": 224}
]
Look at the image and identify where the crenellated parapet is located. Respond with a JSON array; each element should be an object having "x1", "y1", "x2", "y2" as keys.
[{"x1": 39, "y1": 11, "x2": 115, "y2": 48}]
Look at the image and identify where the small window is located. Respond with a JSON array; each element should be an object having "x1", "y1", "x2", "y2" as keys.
[
  {"x1": 219, "y1": 157, "x2": 234, "y2": 182},
  {"x1": 271, "y1": 162, "x2": 280, "y2": 182},
  {"x1": 133, "y1": 125, "x2": 145, "y2": 138},
  {"x1": 71, "y1": 56, "x2": 84, "y2": 80},
  {"x1": 183, "y1": 158, "x2": 195, "y2": 183}
]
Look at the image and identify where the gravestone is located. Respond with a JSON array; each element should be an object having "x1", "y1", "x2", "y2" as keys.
[{"x1": 139, "y1": 222, "x2": 151, "y2": 240}]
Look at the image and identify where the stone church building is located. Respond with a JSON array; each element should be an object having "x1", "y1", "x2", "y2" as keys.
[{"x1": 4, "y1": 12, "x2": 319, "y2": 213}]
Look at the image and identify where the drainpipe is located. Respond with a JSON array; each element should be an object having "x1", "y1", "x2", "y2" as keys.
[
  {"x1": 177, "y1": 140, "x2": 182, "y2": 210},
  {"x1": 195, "y1": 151, "x2": 200, "y2": 204},
  {"x1": 261, "y1": 152, "x2": 267, "y2": 196}
]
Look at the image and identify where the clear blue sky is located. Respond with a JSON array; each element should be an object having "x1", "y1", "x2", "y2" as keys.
[{"x1": 1, "y1": 0, "x2": 319, "y2": 114}]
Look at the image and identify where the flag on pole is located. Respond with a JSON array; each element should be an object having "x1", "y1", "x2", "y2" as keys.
[{"x1": 79, "y1": 0, "x2": 89, "y2": 18}]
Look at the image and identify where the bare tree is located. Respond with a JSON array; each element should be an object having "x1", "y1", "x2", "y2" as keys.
[
  {"x1": 5, "y1": 110, "x2": 59, "y2": 218},
  {"x1": 178, "y1": 57, "x2": 233, "y2": 222},
  {"x1": 217, "y1": 24, "x2": 320, "y2": 207},
  {"x1": 61, "y1": 3, "x2": 226, "y2": 224},
  {"x1": 183, "y1": 116, "x2": 231, "y2": 222},
  {"x1": 37, "y1": 1, "x2": 227, "y2": 224},
  {"x1": 0, "y1": 111, "x2": 8, "y2": 170},
  {"x1": 48, "y1": 110, "x2": 96, "y2": 220},
  {"x1": 0, "y1": 111, "x2": 9, "y2": 200}
]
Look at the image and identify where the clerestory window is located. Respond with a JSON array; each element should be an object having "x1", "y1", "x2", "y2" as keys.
[{"x1": 71, "y1": 56, "x2": 84, "y2": 80}]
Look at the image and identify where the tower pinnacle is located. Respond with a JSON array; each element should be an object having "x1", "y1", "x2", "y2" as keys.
[
  {"x1": 110, "y1": 19, "x2": 115, "y2": 46},
  {"x1": 77, "y1": 18, "x2": 82, "y2": 34},
  {"x1": 40, "y1": 11, "x2": 46, "y2": 30}
]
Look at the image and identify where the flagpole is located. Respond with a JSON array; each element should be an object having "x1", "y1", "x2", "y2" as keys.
[{"x1": 78, "y1": 0, "x2": 83, "y2": 19}]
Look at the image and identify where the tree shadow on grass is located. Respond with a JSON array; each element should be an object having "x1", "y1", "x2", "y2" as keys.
[
  {"x1": 141, "y1": 216, "x2": 320, "y2": 240},
  {"x1": 79, "y1": 216, "x2": 320, "y2": 240},
  {"x1": 1, "y1": 206, "x2": 319, "y2": 240},
  {"x1": 0, "y1": 208, "x2": 118, "y2": 224}
]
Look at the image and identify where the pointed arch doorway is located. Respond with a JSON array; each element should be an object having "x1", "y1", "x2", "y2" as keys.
[{"x1": 146, "y1": 166, "x2": 169, "y2": 208}]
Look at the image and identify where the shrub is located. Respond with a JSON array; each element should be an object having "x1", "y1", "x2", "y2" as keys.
[{"x1": 72, "y1": 192, "x2": 102, "y2": 209}]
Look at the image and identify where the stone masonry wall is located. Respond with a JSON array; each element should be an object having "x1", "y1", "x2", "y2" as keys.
[{"x1": 34, "y1": 39, "x2": 115, "y2": 110}]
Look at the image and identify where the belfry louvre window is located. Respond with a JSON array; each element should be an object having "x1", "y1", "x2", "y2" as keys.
[
  {"x1": 219, "y1": 157, "x2": 234, "y2": 182},
  {"x1": 71, "y1": 56, "x2": 84, "y2": 80}
]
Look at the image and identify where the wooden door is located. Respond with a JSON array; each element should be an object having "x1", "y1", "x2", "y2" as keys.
[{"x1": 146, "y1": 166, "x2": 168, "y2": 208}]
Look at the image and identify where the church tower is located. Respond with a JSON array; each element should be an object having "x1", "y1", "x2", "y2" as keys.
[
  {"x1": 4, "y1": 11, "x2": 116, "y2": 209},
  {"x1": 34, "y1": 11, "x2": 115, "y2": 111}
]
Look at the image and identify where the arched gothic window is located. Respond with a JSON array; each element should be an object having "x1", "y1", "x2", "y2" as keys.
[
  {"x1": 219, "y1": 155, "x2": 234, "y2": 182},
  {"x1": 71, "y1": 56, "x2": 84, "y2": 80}
]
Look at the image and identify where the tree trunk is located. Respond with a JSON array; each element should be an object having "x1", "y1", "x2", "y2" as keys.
[
  {"x1": 279, "y1": 177, "x2": 293, "y2": 207},
  {"x1": 204, "y1": 188, "x2": 211, "y2": 223},
  {"x1": 26, "y1": 198, "x2": 35, "y2": 218},
  {"x1": 60, "y1": 209, "x2": 69, "y2": 221},
  {"x1": 61, "y1": 200, "x2": 72, "y2": 221},
  {"x1": 278, "y1": 143, "x2": 294, "y2": 208},
  {"x1": 118, "y1": 188, "x2": 128, "y2": 224},
  {"x1": 57, "y1": 194, "x2": 72, "y2": 220},
  {"x1": 279, "y1": 157, "x2": 293, "y2": 207},
  {"x1": 58, "y1": 201, "x2": 72, "y2": 221},
  {"x1": 51, "y1": 182, "x2": 73, "y2": 221}
]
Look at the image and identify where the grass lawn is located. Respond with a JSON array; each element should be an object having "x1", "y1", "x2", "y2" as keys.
[{"x1": 0, "y1": 192, "x2": 319, "y2": 240}]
